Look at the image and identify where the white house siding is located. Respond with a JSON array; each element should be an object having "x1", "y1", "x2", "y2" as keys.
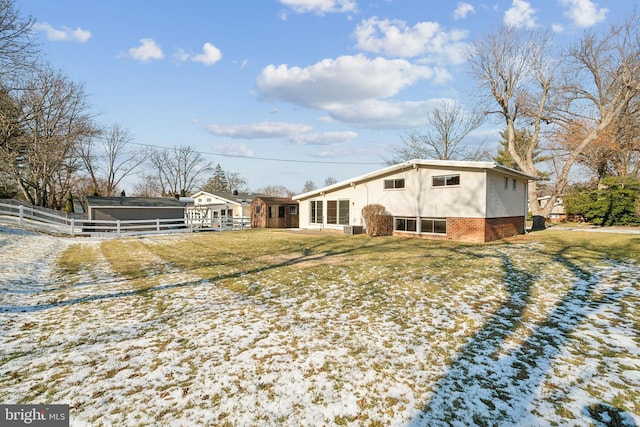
[{"x1": 485, "y1": 170, "x2": 529, "y2": 218}]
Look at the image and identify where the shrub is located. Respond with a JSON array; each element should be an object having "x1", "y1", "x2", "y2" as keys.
[
  {"x1": 361, "y1": 204, "x2": 394, "y2": 236},
  {"x1": 564, "y1": 177, "x2": 640, "y2": 226}
]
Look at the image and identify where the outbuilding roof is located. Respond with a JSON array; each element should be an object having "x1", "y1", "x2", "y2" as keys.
[
  {"x1": 86, "y1": 196, "x2": 186, "y2": 208},
  {"x1": 293, "y1": 159, "x2": 538, "y2": 200}
]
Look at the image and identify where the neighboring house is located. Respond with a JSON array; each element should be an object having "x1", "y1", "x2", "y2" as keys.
[
  {"x1": 537, "y1": 196, "x2": 567, "y2": 222},
  {"x1": 188, "y1": 190, "x2": 256, "y2": 228},
  {"x1": 86, "y1": 196, "x2": 186, "y2": 222},
  {"x1": 293, "y1": 159, "x2": 537, "y2": 243},
  {"x1": 250, "y1": 196, "x2": 299, "y2": 229}
]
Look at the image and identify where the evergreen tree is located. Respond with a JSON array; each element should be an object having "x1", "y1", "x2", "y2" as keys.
[
  {"x1": 64, "y1": 192, "x2": 74, "y2": 214},
  {"x1": 494, "y1": 129, "x2": 551, "y2": 179},
  {"x1": 202, "y1": 164, "x2": 230, "y2": 193}
]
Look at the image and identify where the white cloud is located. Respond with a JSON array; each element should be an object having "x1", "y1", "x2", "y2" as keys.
[
  {"x1": 208, "y1": 122, "x2": 357, "y2": 145},
  {"x1": 354, "y1": 17, "x2": 468, "y2": 62},
  {"x1": 192, "y1": 42, "x2": 222, "y2": 66},
  {"x1": 291, "y1": 131, "x2": 357, "y2": 145},
  {"x1": 176, "y1": 42, "x2": 222, "y2": 66},
  {"x1": 278, "y1": 0, "x2": 357, "y2": 15},
  {"x1": 453, "y1": 2, "x2": 475, "y2": 20},
  {"x1": 325, "y1": 99, "x2": 446, "y2": 129},
  {"x1": 128, "y1": 38, "x2": 164, "y2": 62},
  {"x1": 560, "y1": 0, "x2": 607, "y2": 27},
  {"x1": 504, "y1": 0, "x2": 537, "y2": 28},
  {"x1": 213, "y1": 142, "x2": 254, "y2": 157},
  {"x1": 257, "y1": 54, "x2": 443, "y2": 110},
  {"x1": 35, "y1": 23, "x2": 91, "y2": 43},
  {"x1": 208, "y1": 121, "x2": 313, "y2": 139}
]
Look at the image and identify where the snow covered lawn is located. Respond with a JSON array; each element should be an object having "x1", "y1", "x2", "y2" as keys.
[{"x1": 0, "y1": 227, "x2": 638, "y2": 426}]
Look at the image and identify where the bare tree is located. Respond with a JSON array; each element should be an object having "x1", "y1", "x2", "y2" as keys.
[
  {"x1": 389, "y1": 100, "x2": 486, "y2": 164},
  {"x1": 149, "y1": 145, "x2": 212, "y2": 196},
  {"x1": 0, "y1": 0, "x2": 39, "y2": 85},
  {"x1": 1, "y1": 67, "x2": 95, "y2": 207},
  {"x1": 302, "y1": 180, "x2": 316, "y2": 193},
  {"x1": 77, "y1": 124, "x2": 146, "y2": 196},
  {"x1": 255, "y1": 185, "x2": 294, "y2": 197},
  {"x1": 324, "y1": 177, "x2": 338, "y2": 186},
  {"x1": 131, "y1": 173, "x2": 163, "y2": 197},
  {"x1": 467, "y1": 17, "x2": 640, "y2": 229}
]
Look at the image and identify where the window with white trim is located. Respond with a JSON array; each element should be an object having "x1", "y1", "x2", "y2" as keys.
[
  {"x1": 395, "y1": 217, "x2": 417, "y2": 232},
  {"x1": 310, "y1": 200, "x2": 323, "y2": 224},
  {"x1": 421, "y1": 218, "x2": 447, "y2": 234},
  {"x1": 326, "y1": 200, "x2": 350, "y2": 225},
  {"x1": 384, "y1": 178, "x2": 405, "y2": 189},
  {"x1": 432, "y1": 174, "x2": 460, "y2": 187},
  {"x1": 338, "y1": 200, "x2": 349, "y2": 225}
]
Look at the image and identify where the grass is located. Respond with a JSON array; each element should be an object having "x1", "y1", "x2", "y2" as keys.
[{"x1": 3, "y1": 228, "x2": 639, "y2": 425}]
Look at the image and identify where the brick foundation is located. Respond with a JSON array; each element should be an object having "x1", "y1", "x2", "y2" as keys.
[
  {"x1": 394, "y1": 216, "x2": 525, "y2": 243},
  {"x1": 448, "y1": 216, "x2": 525, "y2": 242}
]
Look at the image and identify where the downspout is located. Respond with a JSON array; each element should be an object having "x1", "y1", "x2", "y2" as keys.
[{"x1": 524, "y1": 180, "x2": 529, "y2": 233}]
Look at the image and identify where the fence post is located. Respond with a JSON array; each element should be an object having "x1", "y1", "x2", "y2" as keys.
[
  {"x1": 156, "y1": 218, "x2": 160, "y2": 231},
  {"x1": 70, "y1": 218, "x2": 75, "y2": 237},
  {"x1": 19, "y1": 205, "x2": 23, "y2": 226},
  {"x1": 117, "y1": 219, "x2": 121, "y2": 237}
]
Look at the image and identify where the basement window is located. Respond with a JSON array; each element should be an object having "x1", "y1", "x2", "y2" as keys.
[
  {"x1": 395, "y1": 217, "x2": 417, "y2": 232},
  {"x1": 421, "y1": 218, "x2": 447, "y2": 234}
]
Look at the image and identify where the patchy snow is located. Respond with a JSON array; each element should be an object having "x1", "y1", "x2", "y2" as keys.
[{"x1": 0, "y1": 227, "x2": 638, "y2": 426}]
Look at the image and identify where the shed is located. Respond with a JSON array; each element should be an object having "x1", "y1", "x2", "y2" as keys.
[
  {"x1": 250, "y1": 196, "x2": 299, "y2": 228},
  {"x1": 86, "y1": 196, "x2": 186, "y2": 223}
]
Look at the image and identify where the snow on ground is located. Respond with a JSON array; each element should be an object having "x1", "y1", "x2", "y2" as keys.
[{"x1": 0, "y1": 226, "x2": 639, "y2": 426}]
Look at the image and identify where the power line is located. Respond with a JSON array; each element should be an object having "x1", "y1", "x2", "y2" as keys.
[{"x1": 128, "y1": 141, "x2": 386, "y2": 166}]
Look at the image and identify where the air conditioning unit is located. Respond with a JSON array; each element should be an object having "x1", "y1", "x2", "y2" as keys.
[{"x1": 343, "y1": 225, "x2": 364, "y2": 235}]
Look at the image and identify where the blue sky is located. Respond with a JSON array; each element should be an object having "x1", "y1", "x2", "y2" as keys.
[{"x1": 17, "y1": 0, "x2": 638, "y2": 194}]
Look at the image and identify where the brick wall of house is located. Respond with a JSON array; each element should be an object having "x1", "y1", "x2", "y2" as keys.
[
  {"x1": 447, "y1": 217, "x2": 487, "y2": 243},
  {"x1": 447, "y1": 216, "x2": 525, "y2": 242},
  {"x1": 484, "y1": 216, "x2": 525, "y2": 241}
]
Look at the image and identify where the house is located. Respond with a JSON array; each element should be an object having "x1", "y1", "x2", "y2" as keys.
[
  {"x1": 292, "y1": 159, "x2": 537, "y2": 243},
  {"x1": 188, "y1": 190, "x2": 256, "y2": 228},
  {"x1": 537, "y1": 196, "x2": 567, "y2": 222},
  {"x1": 250, "y1": 196, "x2": 299, "y2": 228},
  {"x1": 86, "y1": 196, "x2": 186, "y2": 222}
]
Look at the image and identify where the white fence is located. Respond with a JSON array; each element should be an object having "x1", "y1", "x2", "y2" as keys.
[{"x1": 0, "y1": 200, "x2": 250, "y2": 237}]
